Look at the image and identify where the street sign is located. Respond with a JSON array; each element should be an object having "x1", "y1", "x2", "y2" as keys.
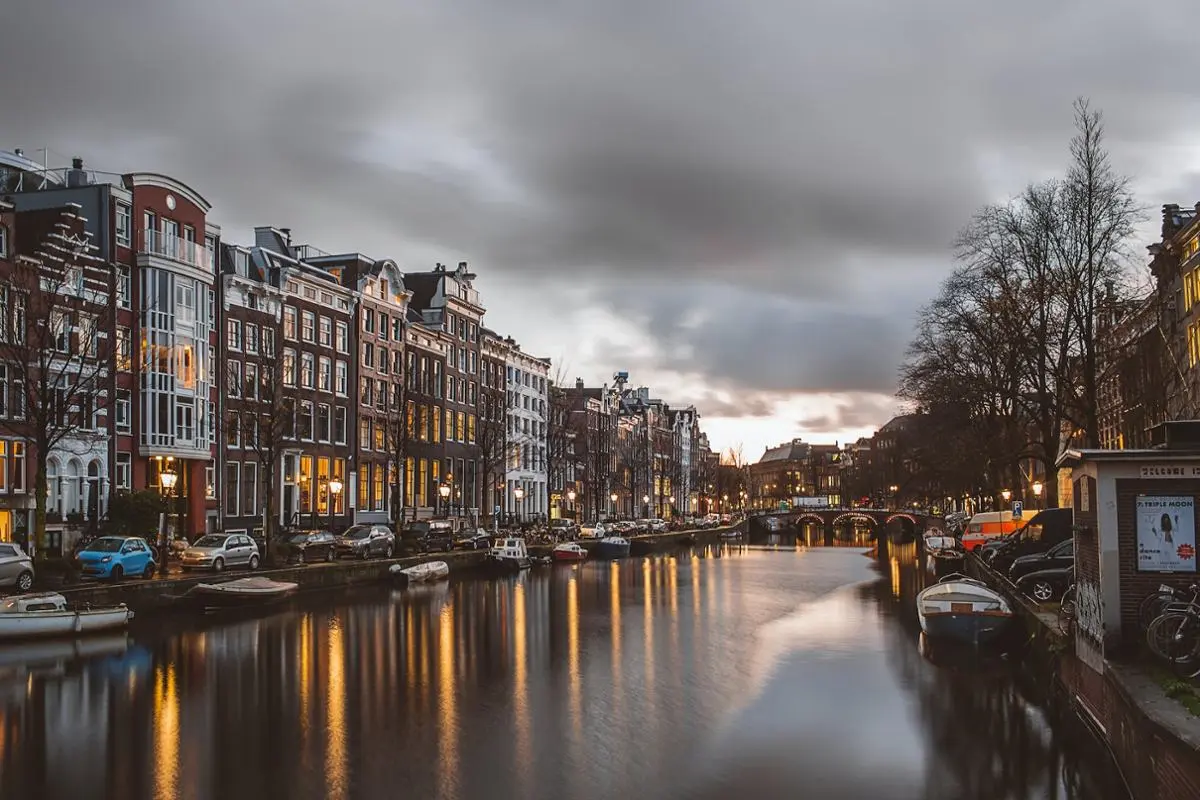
[{"x1": 1011, "y1": 501, "x2": 1023, "y2": 520}]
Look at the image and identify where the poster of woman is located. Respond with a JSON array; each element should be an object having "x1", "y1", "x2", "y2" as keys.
[{"x1": 1136, "y1": 495, "x2": 1197, "y2": 573}]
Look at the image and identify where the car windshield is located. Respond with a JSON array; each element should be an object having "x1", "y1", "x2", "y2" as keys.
[
  {"x1": 289, "y1": 533, "x2": 314, "y2": 543},
  {"x1": 342, "y1": 527, "x2": 370, "y2": 539},
  {"x1": 193, "y1": 535, "x2": 228, "y2": 547},
  {"x1": 84, "y1": 538, "x2": 125, "y2": 553}
]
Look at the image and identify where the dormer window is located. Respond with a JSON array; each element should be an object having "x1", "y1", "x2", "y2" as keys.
[{"x1": 378, "y1": 279, "x2": 387, "y2": 299}]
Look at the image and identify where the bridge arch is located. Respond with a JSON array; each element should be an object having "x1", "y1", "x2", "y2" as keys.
[
  {"x1": 831, "y1": 512, "x2": 879, "y2": 527},
  {"x1": 884, "y1": 513, "x2": 919, "y2": 526},
  {"x1": 794, "y1": 513, "x2": 825, "y2": 526}
]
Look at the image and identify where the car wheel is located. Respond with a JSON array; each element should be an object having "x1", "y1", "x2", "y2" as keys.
[
  {"x1": 360, "y1": 547, "x2": 370, "y2": 561},
  {"x1": 298, "y1": 551, "x2": 306, "y2": 565},
  {"x1": 143, "y1": 563, "x2": 155, "y2": 579},
  {"x1": 110, "y1": 565, "x2": 124, "y2": 581},
  {"x1": 212, "y1": 557, "x2": 225, "y2": 573},
  {"x1": 16, "y1": 571, "x2": 33, "y2": 592},
  {"x1": 1030, "y1": 580, "x2": 1055, "y2": 602},
  {"x1": 385, "y1": 544, "x2": 394, "y2": 558},
  {"x1": 249, "y1": 554, "x2": 260, "y2": 570}
]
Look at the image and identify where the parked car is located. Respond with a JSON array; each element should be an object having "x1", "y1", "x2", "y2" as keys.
[
  {"x1": 1008, "y1": 538, "x2": 1074, "y2": 582},
  {"x1": 76, "y1": 536, "x2": 156, "y2": 580},
  {"x1": 0, "y1": 543, "x2": 34, "y2": 592},
  {"x1": 1015, "y1": 564, "x2": 1074, "y2": 603},
  {"x1": 336, "y1": 524, "x2": 396, "y2": 560},
  {"x1": 981, "y1": 508, "x2": 1074, "y2": 572},
  {"x1": 647, "y1": 518, "x2": 668, "y2": 533},
  {"x1": 282, "y1": 531, "x2": 338, "y2": 564},
  {"x1": 180, "y1": 533, "x2": 261, "y2": 572},
  {"x1": 549, "y1": 518, "x2": 579, "y2": 538},
  {"x1": 453, "y1": 530, "x2": 491, "y2": 550},
  {"x1": 401, "y1": 521, "x2": 455, "y2": 553}
]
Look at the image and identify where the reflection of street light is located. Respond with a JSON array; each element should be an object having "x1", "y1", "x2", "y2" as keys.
[
  {"x1": 514, "y1": 485, "x2": 525, "y2": 523},
  {"x1": 1032, "y1": 481, "x2": 1043, "y2": 509},
  {"x1": 439, "y1": 483, "x2": 451, "y2": 517},
  {"x1": 159, "y1": 464, "x2": 178, "y2": 569},
  {"x1": 328, "y1": 478, "x2": 343, "y2": 531}
]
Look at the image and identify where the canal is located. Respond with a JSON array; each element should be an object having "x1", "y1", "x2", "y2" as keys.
[{"x1": 0, "y1": 544, "x2": 1128, "y2": 800}]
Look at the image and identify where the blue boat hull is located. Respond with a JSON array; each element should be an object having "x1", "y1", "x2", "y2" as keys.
[
  {"x1": 594, "y1": 542, "x2": 630, "y2": 559},
  {"x1": 918, "y1": 611, "x2": 1011, "y2": 647}
]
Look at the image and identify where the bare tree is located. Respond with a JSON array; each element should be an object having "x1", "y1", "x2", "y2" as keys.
[
  {"x1": 226, "y1": 350, "x2": 291, "y2": 564},
  {"x1": 0, "y1": 211, "x2": 111, "y2": 558},
  {"x1": 475, "y1": 364, "x2": 507, "y2": 529}
]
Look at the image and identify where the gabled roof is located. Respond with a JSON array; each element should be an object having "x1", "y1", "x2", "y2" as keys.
[{"x1": 758, "y1": 440, "x2": 810, "y2": 463}]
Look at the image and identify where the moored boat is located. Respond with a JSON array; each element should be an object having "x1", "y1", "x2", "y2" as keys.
[
  {"x1": 186, "y1": 577, "x2": 298, "y2": 609},
  {"x1": 923, "y1": 535, "x2": 966, "y2": 573},
  {"x1": 0, "y1": 593, "x2": 133, "y2": 640},
  {"x1": 719, "y1": 529, "x2": 742, "y2": 540},
  {"x1": 916, "y1": 573, "x2": 1014, "y2": 646},
  {"x1": 594, "y1": 536, "x2": 631, "y2": 559},
  {"x1": 390, "y1": 560, "x2": 451, "y2": 586},
  {"x1": 552, "y1": 542, "x2": 588, "y2": 562},
  {"x1": 485, "y1": 536, "x2": 532, "y2": 572}
]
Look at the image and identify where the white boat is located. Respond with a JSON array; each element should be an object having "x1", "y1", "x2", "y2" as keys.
[
  {"x1": 719, "y1": 529, "x2": 742, "y2": 540},
  {"x1": 916, "y1": 573, "x2": 1014, "y2": 646},
  {"x1": 594, "y1": 536, "x2": 631, "y2": 559},
  {"x1": 391, "y1": 560, "x2": 450, "y2": 584},
  {"x1": 187, "y1": 577, "x2": 298, "y2": 608},
  {"x1": 486, "y1": 537, "x2": 532, "y2": 572},
  {"x1": 552, "y1": 542, "x2": 588, "y2": 562},
  {"x1": 0, "y1": 593, "x2": 133, "y2": 639}
]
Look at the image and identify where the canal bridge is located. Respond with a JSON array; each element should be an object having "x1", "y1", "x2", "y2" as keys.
[{"x1": 747, "y1": 508, "x2": 938, "y2": 548}]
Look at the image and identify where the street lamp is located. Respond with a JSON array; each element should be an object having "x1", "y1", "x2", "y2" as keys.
[
  {"x1": 566, "y1": 488, "x2": 576, "y2": 521},
  {"x1": 159, "y1": 464, "x2": 178, "y2": 569},
  {"x1": 610, "y1": 491, "x2": 618, "y2": 519},
  {"x1": 643, "y1": 494, "x2": 650, "y2": 518},
  {"x1": 438, "y1": 483, "x2": 451, "y2": 517},
  {"x1": 514, "y1": 485, "x2": 525, "y2": 523},
  {"x1": 1032, "y1": 481, "x2": 1044, "y2": 509},
  {"x1": 328, "y1": 478, "x2": 343, "y2": 531},
  {"x1": 1001, "y1": 488, "x2": 1011, "y2": 512}
]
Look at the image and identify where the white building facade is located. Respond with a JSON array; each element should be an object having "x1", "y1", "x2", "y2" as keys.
[{"x1": 503, "y1": 342, "x2": 550, "y2": 522}]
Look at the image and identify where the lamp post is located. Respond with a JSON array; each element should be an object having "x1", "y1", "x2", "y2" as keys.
[
  {"x1": 514, "y1": 485, "x2": 525, "y2": 524},
  {"x1": 328, "y1": 478, "x2": 343, "y2": 531},
  {"x1": 567, "y1": 488, "x2": 576, "y2": 520},
  {"x1": 438, "y1": 483, "x2": 451, "y2": 518},
  {"x1": 642, "y1": 494, "x2": 650, "y2": 519},
  {"x1": 668, "y1": 496, "x2": 675, "y2": 519},
  {"x1": 610, "y1": 492, "x2": 618, "y2": 519},
  {"x1": 722, "y1": 493, "x2": 729, "y2": 513},
  {"x1": 1032, "y1": 481, "x2": 1044, "y2": 510},
  {"x1": 1001, "y1": 488, "x2": 1011, "y2": 513},
  {"x1": 159, "y1": 464, "x2": 178, "y2": 569}
]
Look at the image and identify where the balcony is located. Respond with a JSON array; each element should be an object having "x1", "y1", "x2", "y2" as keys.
[{"x1": 140, "y1": 230, "x2": 212, "y2": 273}]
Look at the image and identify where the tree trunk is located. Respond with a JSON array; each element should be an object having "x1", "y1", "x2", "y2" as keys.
[{"x1": 33, "y1": 449, "x2": 47, "y2": 562}]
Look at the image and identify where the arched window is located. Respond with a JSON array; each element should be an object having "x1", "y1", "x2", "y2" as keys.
[
  {"x1": 87, "y1": 461, "x2": 102, "y2": 520},
  {"x1": 65, "y1": 459, "x2": 81, "y2": 515},
  {"x1": 46, "y1": 458, "x2": 60, "y2": 515}
]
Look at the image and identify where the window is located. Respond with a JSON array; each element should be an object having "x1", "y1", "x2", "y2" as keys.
[
  {"x1": 379, "y1": 347, "x2": 389, "y2": 374},
  {"x1": 335, "y1": 321, "x2": 348, "y2": 353},
  {"x1": 227, "y1": 361, "x2": 242, "y2": 397},
  {"x1": 380, "y1": 313, "x2": 390, "y2": 341},
  {"x1": 115, "y1": 389, "x2": 131, "y2": 433},
  {"x1": 317, "y1": 404, "x2": 331, "y2": 442},
  {"x1": 117, "y1": 267, "x2": 131, "y2": 308},
  {"x1": 363, "y1": 342, "x2": 374, "y2": 368},
  {"x1": 334, "y1": 407, "x2": 347, "y2": 444},
  {"x1": 116, "y1": 452, "x2": 131, "y2": 490},
  {"x1": 225, "y1": 463, "x2": 240, "y2": 517},
  {"x1": 300, "y1": 353, "x2": 314, "y2": 388},
  {"x1": 242, "y1": 462, "x2": 258, "y2": 518},
  {"x1": 335, "y1": 360, "x2": 348, "y2": 396},
  {"x1": 433, "y1": 405, "x2": 441, "y2": 443},
  {"x1": 319, "y1": 316, "x2": 332, "y2": 347},
  {"x1": 283, "y1": 307, "x2": 297, "y2": 339},
  {"x1": 244, "y1": 362, "x2": 259, "y2": 400},
  {"x1": 115, "y1": 327, "x2": 132, "y2": 371},
  {"x1": 359, "y1": 465, "x2": 369, "y2": 509},
  {"x1": 205, "y1": 465, "x2": 216, "y2": 499},
  {"x1": 374, "y1": 465, "x2": 385, "y2": 511},
  {"x1": 298, "y1": 401, "x2": 313, "y2": 440},
  {"x1": 227, "y1": 319, "x2": 242, "y2": 350},
  {"x1": 393, "y1": 317, "x2": 404, "y2": 341},
  {"x1": 363, "y1": 308, "x2": 375, "y2": 333},
  {"x1": 115, "y1": 203, "x2": 132, "y2": 247},
  {"x1": 263, "y1": 328, "x2": 276, "y2": 357},
  {"x1": 458, "y1": 411, "x2": 466, "y2": 443},
  {"x1": 301, "y1": 311, "x2": 315, "y2": 342},
  {"x1": 283, "y1": 349, "x2": 296, "y2": 386},
  {"x1": 245, "y1": 324, "x2": 259, "y2": 354},
  {"x1": 376, "y1": 379, "x2": 387, "y2": 410},
  {"x1": 360, "y1": 418, "x2": 371, "y2": 450},
  {"x1": 318, "y1": 357, "x2": 332, "y2": 391},
  {"x1": 467, "y1": 414, "x2": 476, "y2": 444},
  {"x1": 374, "y1": 424, "x2": 385, "y2": 451},
  {"x1": 360, "y1": 377, "x2": 373, "y2": 406}
]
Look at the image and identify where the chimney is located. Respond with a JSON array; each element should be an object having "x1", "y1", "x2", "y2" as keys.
[
  {"x1": 66, "y1": 156, "x2": 90, "y2": 188},
  {"x1": 13, "y1": 148, "x2": 22, "y2": 158},
  {"x1": 1163, "y1": 203, "x2": 1183, "y2": 238},
  {"x1": 576, "y1": 378, "x2": 584, "y2": 389}
]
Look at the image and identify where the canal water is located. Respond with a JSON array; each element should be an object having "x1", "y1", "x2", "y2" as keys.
[{"x1": 0, "y1": 544, "x2": 1128, "y2": 800}]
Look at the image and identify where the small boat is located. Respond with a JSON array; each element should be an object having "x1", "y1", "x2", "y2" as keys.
[
  {"x1": 594, "y1": 536, "x2": 631, "y2": 559},
  {"x1": 0, "y1": 593, "x2": 133, "y2": 639},
  {"x1": 391, "y1": 560, "x2": 451, "y2": 585},
  {"x1": 485, "y1": 537, "x2": 532, "y2": 572},
  {"x1": 916, "y1": 573, "x2": 1014, "y2": 646},
  {"x1": 924, "y1": 535, "x2": 966, "y2": 573},
  {"x1": 552, "y1": 542, "x2": 588, "y2": 562},
  {"x1": 719, "y1": 529, "x2": 742, "y2": 540},
  {"x1": 186, "y1": 577, "x2": 298, "y2": 609}
]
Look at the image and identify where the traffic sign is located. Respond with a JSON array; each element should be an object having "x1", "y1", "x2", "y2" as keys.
[{"x1": 1011, "y1": 501, "x2": 1023, "y2": 520}]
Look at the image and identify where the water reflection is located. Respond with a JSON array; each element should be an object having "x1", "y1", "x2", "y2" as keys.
[{"x1": 0, "y1": 545, "x2": 1125, "y2": 800}]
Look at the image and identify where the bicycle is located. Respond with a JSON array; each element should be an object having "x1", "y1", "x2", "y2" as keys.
[
  {"x1": 1139, "y1": 582, "x2": 1199, "y2": 632},
  {"x1": 1145, "y1": 585, "x2": 1200, "y2": 678}
]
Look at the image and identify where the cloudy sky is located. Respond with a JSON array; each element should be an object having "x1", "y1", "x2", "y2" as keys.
[{"x1": 3, "y1": 1, "x2": 1198, "y2": 459}]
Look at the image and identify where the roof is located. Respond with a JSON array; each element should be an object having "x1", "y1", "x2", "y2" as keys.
[
  {"x1": 758, "y1": 440, "x2": 811, "y2": 463},
  {"x1": 1057, "y1": 448, "x2": 1200, "y2": 468}
]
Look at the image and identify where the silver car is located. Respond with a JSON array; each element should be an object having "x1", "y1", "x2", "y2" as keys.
[
  {"x1": 0, "y1": 543, "x2": 34, "y2": 592},
  {"x1": 180, "y1": 533, "x2": 260, "y2": 572}
]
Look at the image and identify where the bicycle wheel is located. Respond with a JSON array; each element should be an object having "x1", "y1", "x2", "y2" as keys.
[
  {"x1": 1166, "y1": 614, "x2": 1200, "y2": 679},
  {"x1": 1058, "y1": 586, "x2": 1077, "y2": 635},
  {"x1": 1139, "y1": 591, "x2": 1173, "y2": 631},
  {"x1": 1146, "y1": 612, "x2": 1183, "y2": 660}
]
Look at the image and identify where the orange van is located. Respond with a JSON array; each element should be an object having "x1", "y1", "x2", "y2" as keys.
[{"x1": 959, "y1": 510, "x2": 1038, "y2": 551}]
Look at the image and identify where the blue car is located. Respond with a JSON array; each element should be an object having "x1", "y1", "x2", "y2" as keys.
[{"x1": 76, "y1": 536, "x2": 157, "y2": 580}]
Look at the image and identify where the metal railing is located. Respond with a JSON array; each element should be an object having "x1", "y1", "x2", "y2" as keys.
[{"x1": 141, "y1": 230, "x2": 211, "y2": 271}]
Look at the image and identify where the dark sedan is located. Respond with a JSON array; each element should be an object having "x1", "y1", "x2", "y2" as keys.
[
  {"x1": 1015, "y1": 564, "x2": 1074, "y2": 603},
  {"x1": 282, "y1": 531, "x2": 337, "y2": 564},
  {"x1": 453, "y1": 531, "x2": 491, "y2": 550},
  {"x1": 336, "y1": 524, "x2": 396, "y2": 560},
  {"x1": 1008, "y1": 539, "x2": 1073, "y2": 582}
]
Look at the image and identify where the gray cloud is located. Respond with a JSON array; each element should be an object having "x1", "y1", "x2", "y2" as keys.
[{"x1": 2, "y1": 0, "x2": 1197, "y2": 417}]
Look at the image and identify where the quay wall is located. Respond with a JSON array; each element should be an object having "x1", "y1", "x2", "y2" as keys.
[{"x1": 968, "y1": 555, "x2": 1200, "y2": 800}]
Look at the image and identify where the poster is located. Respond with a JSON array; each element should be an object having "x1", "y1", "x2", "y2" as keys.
[{"x1": 1136, "y1": 495, "x2": 1197, "y2": 573}]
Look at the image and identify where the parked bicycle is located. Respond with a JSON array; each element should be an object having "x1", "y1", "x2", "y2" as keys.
[{"x1": 1144, "y1": 583, "x2": 1200, "y2": 678}]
